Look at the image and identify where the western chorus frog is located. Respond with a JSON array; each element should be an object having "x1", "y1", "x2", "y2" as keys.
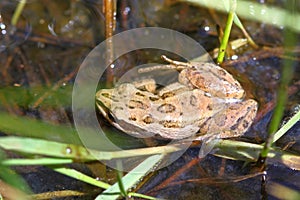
[{"x1": 96, "y1": 56, "x2": 258, "y2": 141}]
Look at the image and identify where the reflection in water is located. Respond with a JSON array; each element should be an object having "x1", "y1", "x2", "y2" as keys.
[{"x1": 0, "y1": 10, "x2": 31, "y2": 52}]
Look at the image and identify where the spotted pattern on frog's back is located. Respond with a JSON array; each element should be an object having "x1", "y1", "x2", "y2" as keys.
[{"x1": 96, "y1": 56, "x2": 258, "y2": 140}]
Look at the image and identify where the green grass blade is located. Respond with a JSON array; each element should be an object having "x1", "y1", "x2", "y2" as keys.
[
  {"x1": 96, "y1": 154, "x2": 163, "y2": 200},
  {"x1": 260, "y1": 0, "x2": 297, "y2": 158},
  {"x1": 2, "y1": 158, "x2": 74, "y2": 166},
  {"x1": 53, "y1": 167, "x2": 111, "y2": 189},
  {"x1": 53, "y1": 166, "x2": 157, "y2": 200},
  {"x1": 0, "y1": 149, "x2": 31, "y2": 194},
  {"x1": 2, "y1": 134, "x2": 299, "y2": 170},
  {"x1": 0, "y1": 112, "x2": 81, "y2": 145},
  {"x1": 116, "y1": 161, "x2": 127, "y2": 197},
  {"x1": 217, "y1": 0, "x2": 236, "y2": 63},
  {"x1": 0, "y1": 136, "x2": 182, "y2": 162},
  {"x1": 11, "y1": 0, "x2": 27, "y2": 26},
  {"x1": 221, "y1": 0, "x2": 258, "y2": 48},
  {"x1": 185, "y1": 0, "x2": 300, "y2": 32},
  {"x1": 214, "y1": 139, "x2": 300, "y2": 170},
  {"x1": 273, "y1": 109, "x2": 300, "y2": 143},
  {"x1": 0, "y1": 136, "x2": 94, "y2": 160}
]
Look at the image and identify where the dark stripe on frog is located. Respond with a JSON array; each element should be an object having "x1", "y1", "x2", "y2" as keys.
[
  {"x1": 157, "y1": 103, "x2": 176, "y2": 113},
  {"x1": 243, "y1": 120, "x2": 249, "y2": 129},
  {"x1": 207, "y1": 104, "x2": 213, "y2": 110},
  {"x1": 101, "y1": 92, "x2": 119, "y2": 102},
  {"x1": 159, "y1": 120, "x2": 182, "y2": 128},
  {"x1": 149, "y1": 96, "x2": 160, "y2": 101},
  {"x1": 190, "y1": 95, "x2": 197, "y2": 106},
  {"x1": 161, "y1": 92, "x2": 175, "y2": 99},
  {"x1": 114, "y1": 106, "x2": 123, "y2": 110},
  {"x1": 143, "y1": 115, "x2": 154, "y2": 124},
  {"x1": 230, "y1": 116, "x2": 244, "y2": 131},
  {"x1": 160, "y1": 86, "x2": 188, "y2": 99},
  {"x1": 127, "y1": 100, "x2": 149, "y2": 109},
  {"x1": 129, "y1": 115, "x2": 137, "y2": 121},
  {"x1": 135, "y1": 92, "x2": 146, "y2": 97}
]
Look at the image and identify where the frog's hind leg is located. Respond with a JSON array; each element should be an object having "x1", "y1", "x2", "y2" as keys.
[
  {"x1": 161, "y1": 55, "x2": 190, "y2": 68},
  {"x1": 198, "y1": 99, "x2": 258, "y2": 139},
  {"x1": 138, "y1": 64, "x2": 180, "y2": 73},
  {"x1": 138, "y1": 55, "x2": 190, "y2": 74}
]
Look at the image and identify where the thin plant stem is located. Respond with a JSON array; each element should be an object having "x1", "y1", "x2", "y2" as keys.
[
  {"x1": 217, "y1": 0, "x2": 236, "y2": 64},
  {"x1": 11, "y1": 0, "x2": 27, "y2": 26},
  {"x1": 232, "y1": 14, "x2": 259, "y2": 49},
  {"x1": 103, "y1": 0, "x2": 117, "y2": 87}
]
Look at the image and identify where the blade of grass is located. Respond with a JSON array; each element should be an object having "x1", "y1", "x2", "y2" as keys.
[
  {"x1": 116, "y1": 161, "x2": 127, "y2": 197},
  {"x1": 0, "y1": 112, "x2": 81, "y2": 145},
  {"x1": 217, "y1": 0, "x2": 236, "y2": 64},
  {"x1": 0, "y1": 136, "x2": 183, "y2": 161},
  {"x1": 232, "y1": 14, "x2": 259, "y2": 49},
  {"x1": 0, "y1": 136, "x2": 95, "y2": 160},
  {"x1": 53, "y1": 167, "x2": 111, "y2": 189},
  {"x1": 11, "y1": 0, "x2": 27, "y2": 26},
  {"x1": 214, "y1": 139, "x2": 300, "y2": 170},
  {"x1": 185, "y1": 0, "x2": 300, "y2": 32},
  {"x1": 272, "y1": 109, "x2": 300, "y2": 143},
  {"x1": 1, "y1": 133, "x2": 299, "y2": 170},
  {"x1": 1, "y1": 158, "x2": 74, "y2": 166},
  {"x1": 0, "y1": 149, "x2": 31, "y2": 194},
  {"x1": 222, "y1": 0, "x2": 258, "y2": 49},
  {"x1": 53, "y1": 163, "x2": 158, "y2": 200},
  {"x1": 96, "y1": 154, "x2": 163, "y2": 200},
  {"x1": 259, "y1": 0, "x2": 297, "y2": 161}
]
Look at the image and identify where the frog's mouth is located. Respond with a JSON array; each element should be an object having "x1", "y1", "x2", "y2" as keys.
[{"x1": 96, "y1": 100, "x2": 116, "y2": 124}]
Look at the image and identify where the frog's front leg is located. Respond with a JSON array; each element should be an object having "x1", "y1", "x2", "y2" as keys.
[{"x1": 196, "y1": 99, "x2": 258, "y2": 139}]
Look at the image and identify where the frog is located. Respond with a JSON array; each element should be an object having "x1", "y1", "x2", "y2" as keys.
[{"x1": 95, "y1": 56, "x2": 258, "y2": 142}]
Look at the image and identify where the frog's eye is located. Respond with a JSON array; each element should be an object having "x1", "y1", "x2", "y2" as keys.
[{"x1": 101, "y1": 92, "x2": 111, "y2": 98}]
